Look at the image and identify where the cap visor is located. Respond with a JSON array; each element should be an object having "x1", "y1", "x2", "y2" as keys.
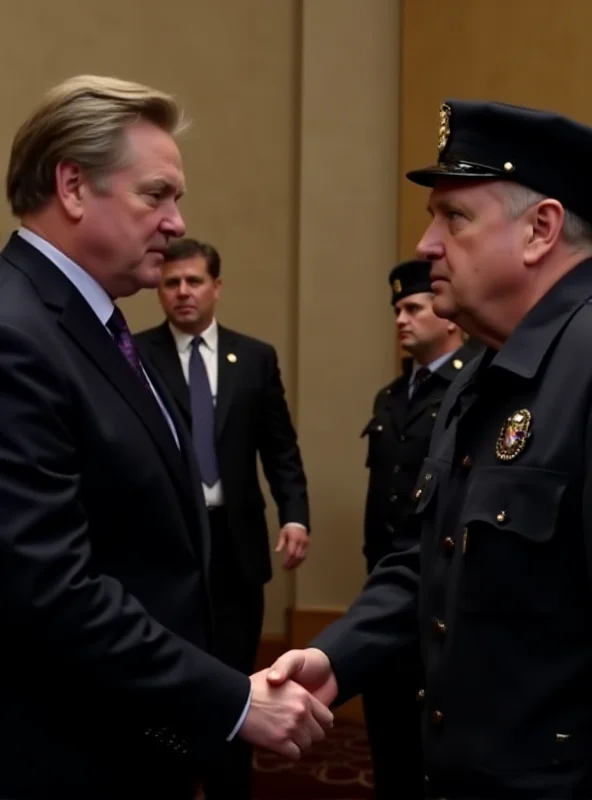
[{"x1": 406, "y1": 163, "x2": 504, "y2": 187}]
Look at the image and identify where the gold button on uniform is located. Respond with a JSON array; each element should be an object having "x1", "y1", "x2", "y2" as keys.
[
  {"x1": 414, "y1": 488, "x2": 423, "y2": 501},
  {"x1": 432, "y1": 618, "x2": 447, "y2": 637},
  {"x1": 496, "y1": 511, "x2": 507, "y2": 523},
  {"x1": 461, "y1": 455, "x2": 472, "y2": 468},
  {"x1": 432, "y1": 709, "x2": 444, "y2": 725},
  {"x1": 417, "y1": 688, "x2": 425, "y2": 701},
  {"x1": 442, "y1": 536, "x2": 455, "y2": 554},
  {"x1": 376, "y1": 425, "x2": 383, "y2": 432}
]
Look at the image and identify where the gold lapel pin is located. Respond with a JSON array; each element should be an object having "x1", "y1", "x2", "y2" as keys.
[{"x1": 227, "y1": 353, "x2": 237, "y2": 363}]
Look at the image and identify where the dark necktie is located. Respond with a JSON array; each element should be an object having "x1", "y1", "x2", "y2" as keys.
[
  {"x1": 189, "y1": 337, "x2": 219, "y2": 487},
  {"x1": 107, "y1": 306, "x2": 151, "y2": 391},
  {"x1": 411, "y1": 366, "x2": 431, "y2": 398}
]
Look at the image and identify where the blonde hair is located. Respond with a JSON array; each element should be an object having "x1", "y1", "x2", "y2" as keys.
[{"x1": 7, "y1": 74, "x2": 187, "y2": 216}]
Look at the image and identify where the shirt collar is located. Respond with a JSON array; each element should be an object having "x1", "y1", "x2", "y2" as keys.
[
  {"x1": 169, "y1": 318, "x2": 218, "y2": 353},
  {"x1": 410, "y1": 351, "x2": 453, "y2": 383},
  {"x1": 17, "y1": 226, "x2": 114, "y2": 325}
]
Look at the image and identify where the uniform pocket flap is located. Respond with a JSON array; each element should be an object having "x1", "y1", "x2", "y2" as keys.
[{"x1": 462, "y1": 466, "x2": 568, "y2": 542}]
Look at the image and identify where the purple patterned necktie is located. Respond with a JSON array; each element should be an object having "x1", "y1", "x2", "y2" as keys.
[{"x1": 107, "y1": 306, "x2": 151, "y2": 391}]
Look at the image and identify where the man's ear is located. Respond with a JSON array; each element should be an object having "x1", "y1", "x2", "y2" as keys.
[
  {"x1": 523, "y1": 199, "x2": 564, "y2": 266},
  {"x1": 54, "y1": 160, "x2": 85, "y2": 221}
]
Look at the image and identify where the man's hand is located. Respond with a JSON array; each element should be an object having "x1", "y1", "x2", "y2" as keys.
[
  {"x1": 238, "y1": 668, "x2": 333, "y2": 760},
  {"x1": 267, "y1": 648, "x2": 338, "y2": 707},
  {"x1": 275, "y1": 525, "x2": 309, "y2": 569}
]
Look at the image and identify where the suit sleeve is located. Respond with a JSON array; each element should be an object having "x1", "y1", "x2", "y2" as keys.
[
  {"x1": 0, "y1": 323, "x2": 250, "y2": 754},
  {"x1": 258, "y1": 345, "x2": 310, "y2": 530},
  {"x1": 309, "y1": 544, "x2": 420, "y2": 703}
]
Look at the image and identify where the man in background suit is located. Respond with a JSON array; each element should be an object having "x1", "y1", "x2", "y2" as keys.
[
  {"x1": 360, "y1": 259, "x2": 480, "y2": 799},
  {"x1": 136, "y1": 237, "x2": 310, "y2": 798},
  {"x1": 0, "y1": 74, "x2": 331, "y2": 800}
]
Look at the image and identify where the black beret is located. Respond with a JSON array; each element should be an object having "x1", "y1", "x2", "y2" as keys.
[
  {"x1": 388, "y1": 259, "x2": 432, "y2": 306},
  {"x1": 406, "y1": 99, "x2": 592, "y2": 223}
]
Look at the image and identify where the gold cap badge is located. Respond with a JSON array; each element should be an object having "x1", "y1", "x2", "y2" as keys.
[
  {"x1": 393, "y1": 278, "x2": 402, "y2": 293},
  {"x1": 227, "y1": 353, "x2": 237, "y2": 363},
  {"x1": 495, "y1": 409, "x2": 532, "y2": 461},
  {"x1": 438, "y1": 103, "x2": 451, "y2": 153}
]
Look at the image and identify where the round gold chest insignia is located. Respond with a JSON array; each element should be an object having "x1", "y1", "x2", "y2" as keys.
[{"x1": 495, "y1": 409, "x2": 532, "y2": 461}]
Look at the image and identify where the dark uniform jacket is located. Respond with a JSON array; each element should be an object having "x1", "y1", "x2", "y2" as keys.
[
  {"x1": 313, "y1": 258, "x2": 592, "y2": 798},
  {"x1": 362, "y1": 340, "x2": 482, "y2": 571}
]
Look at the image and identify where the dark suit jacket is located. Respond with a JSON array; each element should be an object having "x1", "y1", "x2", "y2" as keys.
[
  {"x1": 0, "y1": 234, "x2": 250, "y2": 797},
  {"x1": 135, "y1": 322, "x2": 309, "y2": 585},
  {"x1": 361, "y1": 340, "x2": 483, "y2": 571}
]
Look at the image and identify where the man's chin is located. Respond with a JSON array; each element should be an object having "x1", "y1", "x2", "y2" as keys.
[
  {"x1": 432, "y1": 293, "x2": 458, "y2": 321},
  {"x1": 136, "y1": 259, "x2": 164, "y2": 288}
]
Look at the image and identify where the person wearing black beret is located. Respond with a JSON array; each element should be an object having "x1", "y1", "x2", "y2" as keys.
[{"x1": 360, "y1": 258, "x2": 479, "y2": 799}]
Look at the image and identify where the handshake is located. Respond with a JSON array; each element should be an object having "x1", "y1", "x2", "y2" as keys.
[{"x1": 238, "y1": 647, "x2": 337, "y2": 760}]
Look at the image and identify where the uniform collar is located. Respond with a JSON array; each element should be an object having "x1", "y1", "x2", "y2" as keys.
[{"x1": 491, "y1": 257, "x2": 592, "y2": 379}]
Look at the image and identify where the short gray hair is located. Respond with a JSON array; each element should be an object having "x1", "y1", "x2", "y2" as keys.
[
  {"x1": 7, "y1": 74, "x2": 187, "y2": 216},
  {"x1": 502, "y1": 182, "x2": 592, "y2": 248}
]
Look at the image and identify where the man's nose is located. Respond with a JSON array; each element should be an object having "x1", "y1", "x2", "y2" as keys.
[
  {"x1": 416, "y1": 222, "x2": 443, "y2": 261},
  {"x1": 162, "y1": 206, "x2": 186, "y2": 239}
]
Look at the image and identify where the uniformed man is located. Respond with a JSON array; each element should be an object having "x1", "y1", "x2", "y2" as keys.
[
  {"x1": 361, "y1": 259, "x2": 479, "y2": 799},
  {"x1": 266, "y1": 99, "x2": 592, "y2": 798}
]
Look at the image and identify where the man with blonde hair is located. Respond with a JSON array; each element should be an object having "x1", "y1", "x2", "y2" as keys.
[{"x1": 0, "y1": 75, "x2": 332, "y2": 800}]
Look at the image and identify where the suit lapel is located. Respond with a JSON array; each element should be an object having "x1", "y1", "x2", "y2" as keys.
[
  {"x1": 143, "y1": 360, "x2": 210, "y2": 567},
  {"x1": 59, "y1": 295, "x2": 195, "y2": 504},
  {"x1": 144, "y1": 323, "x2": 191, "y2": 423},
  {"x1": 215, "y1": 325, "x2": 240, "y2": 438}
]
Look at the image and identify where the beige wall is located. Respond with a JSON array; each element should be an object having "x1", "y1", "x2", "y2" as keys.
[
  {"x1": 0, "y1": 0, "x2": 400, "y2": 634},
  {"x1": 294, "y1": 0, "x2": 400, "y2": 611}
]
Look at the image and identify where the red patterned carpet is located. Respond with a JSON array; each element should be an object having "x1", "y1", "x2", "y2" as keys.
[{"x1": 252, "y1": 718, "x2": 374, "y2": 799}]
